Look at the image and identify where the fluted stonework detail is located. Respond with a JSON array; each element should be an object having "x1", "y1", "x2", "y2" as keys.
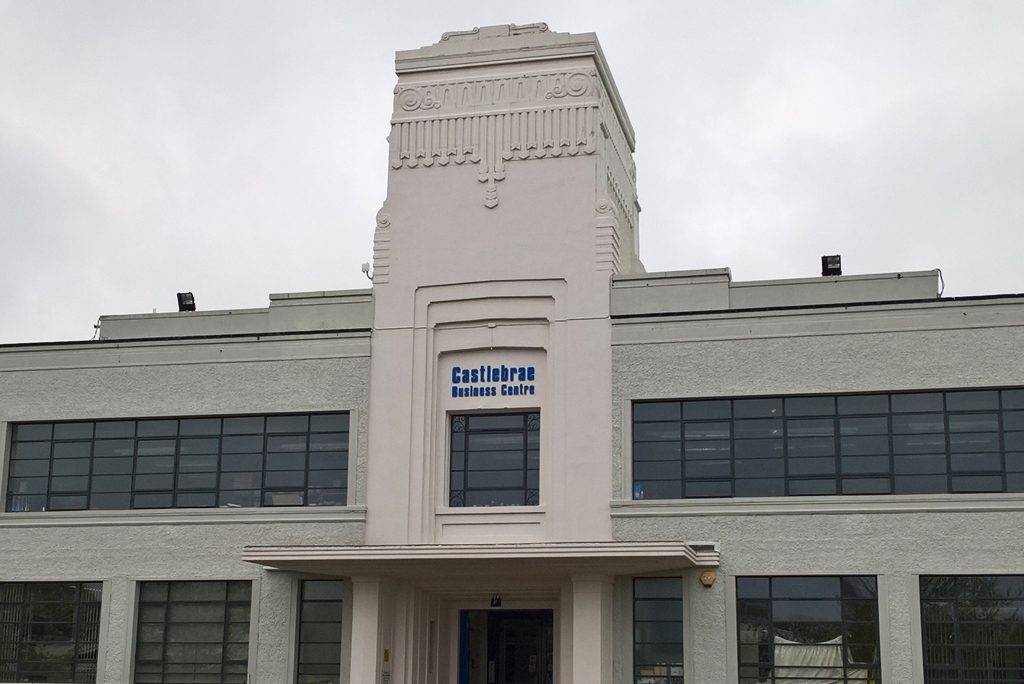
[{"x1": 389, "y1": 71, "x2": 601, "y2": 208}]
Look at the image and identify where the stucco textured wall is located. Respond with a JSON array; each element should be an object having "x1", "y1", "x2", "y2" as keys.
[
  {"x1": 0, "y1": 340, "x2": 370, "y2": 683},
  {"x1": 611, "y1": 303, "x2": 1024, "y2": 683}
]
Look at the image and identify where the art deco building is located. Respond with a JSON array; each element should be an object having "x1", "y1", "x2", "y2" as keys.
[{"x1": 2, "y1": 23, "x2": 1024, "y2": 684}]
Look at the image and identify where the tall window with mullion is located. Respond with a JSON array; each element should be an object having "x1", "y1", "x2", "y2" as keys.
[
  {"x1": 0, "y1": 582, "x2": 102, "y2": 683},
  {"x1": 920, "y1": 575, "x2": 1024, "y2": 682},
  {"x1": 449, "y1": 413, "x2": 540, "y2": 507},
  {"x1": 736, "y1": 576, "x2": 881, "y2": 684},
  {"x1": 633, "y1": 577, "x2": 683, "y2": 684},
  {"x1": 133, "y1": 580, "x2": 251, "y2": 684},
  {"x1": 5, "y1": 413, "x2": 349, "y2": 512},
  {"x1": 296, "y1": 580, "x2": 344, "y2": 684}
]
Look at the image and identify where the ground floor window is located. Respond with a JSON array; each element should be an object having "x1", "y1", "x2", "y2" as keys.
[
  {"x1": 921, "y1": 575, "x2": 1024, "y2": 682},
  {"x1": 634, "y1": 577, "x2": 683, "y2": 684},
  {"x1": 736, "y1": 576, "x2": 881, "y2": 683},
  {"x1": 134, "y1": 580, "x2": 251, "y2": 684},
  {"x1": 449, "y1": 413, "x2": 539, "y2": 507},
  {"x1": 0, "y1": 581, "x2": 101, "y2": 683},
  {"x1": 296, "y1": 580, "x2": 343, "y2": 684}
]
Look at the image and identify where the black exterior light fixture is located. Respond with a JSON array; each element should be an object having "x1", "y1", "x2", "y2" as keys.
[
  {"x1": 821, "y1": 254, "x2": 842, "y2": 277},
  {"x1": 490, "y1": 595, "x2": 502, "y2": 608},
  {"x1": 176, "y1": 292, "x2": 196, "y2": 312}
]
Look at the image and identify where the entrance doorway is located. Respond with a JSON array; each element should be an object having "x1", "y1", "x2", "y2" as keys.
[{"x1": 458, "y1": 610, "x2": 554, "y2": 684}]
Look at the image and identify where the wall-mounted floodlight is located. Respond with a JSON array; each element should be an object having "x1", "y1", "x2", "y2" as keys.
[
  {"x1": 176, "y1": 292, "x2": 196, "y2": 312},
  {"x1": 821, "y1": 255, "x2": 842, "y2": 277},
  {"x1": 490, "y1": 595, "x2": 502, "y2": 608}
]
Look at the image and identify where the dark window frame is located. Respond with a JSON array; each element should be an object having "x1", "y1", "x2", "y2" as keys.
[
  {"x1": 736, "y1": 575, "x2": 882, "y2": 684},
  {"x1": 633, "y1": 577, "x2": 683, "y2": 684},
  {"x1": 920, "y1": 574, "x2": 1024, "y2": 682},
  {"x1": 5, "y1": 413, "x2": 349, "y2": 513},
  {"x1": 632, "y1": 388, "x2": 1024, "y2": 500},
  {"x1": 295, "y1": 579, "x2": 344, "y2": 684},
  {"x1": 0, "y1": 581, "x2": 102, "y2": 683},
  {"x1": 133, "y1": 580, "x2": 251, "y2": 684},
  {"x1": 448, "y1": 412, "x2": 540, "y2": 507}
]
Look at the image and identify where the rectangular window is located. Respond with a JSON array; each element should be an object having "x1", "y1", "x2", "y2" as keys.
[
  {"x1": 449, "y1": 413, "x2": 539, "y2": 507},
  {"x1": 133, "y1": 580, "x2": 251, "y2": 684},
  {"x1": 632, "y1": 388, "x2": 1024, "y2": 499},
  {"x1": 5, "y1": 413, "x2": 349, "y2": 512},
  {"x1": 0, "y1": 582, "x2": 101, "y2": 683},
  {"x1": 633, "y1": 577, "x2": 683, "y2": 684},
  {"x1": 920, "y1": 575, "x2": 1024, "y2": 682},
  {"x1": 736, "y1": 576, "x2": 881, "y2": 684},
  {"x1": 296, "y1": 580, "x2": 344, "y2": 684}
]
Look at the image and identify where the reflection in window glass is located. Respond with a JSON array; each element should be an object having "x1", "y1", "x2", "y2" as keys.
[
  {"x1": 134, "y1": 581, "x2": 251, "y2": 684},
  {"x1": 6, "y1": 413, "x2": 349, "y2": 513},
  {"x1": 296, "y1": 580, "x2": 344, "y2": 684},
  {"x1": 736, "y1": 576, "x2": 881, "y2": 684},
  {"x1": 0, "y1": 582, "x2": 101, "y2": 683},
  {"x1": 634, "y1": 578, "x2": 683, "y2": 684},
  {"x1": 449, "y1": 413, "x2": 539, "y2": 507},
  {"x1": 633, "y1": 388, "x2": 1024, "y2": 500},
  {"x1": 921, "y1": 575, "x2": 1024, "y2": 682}
]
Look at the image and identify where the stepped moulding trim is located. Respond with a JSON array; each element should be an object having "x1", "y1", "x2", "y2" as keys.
[{"x1": 390, "y1": 71, "x2": 601, "y2": 208}]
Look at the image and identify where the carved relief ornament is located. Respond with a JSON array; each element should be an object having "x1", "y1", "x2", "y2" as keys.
[{"x1": 389, "y1": 71, "x2": 601, "y2": 208}]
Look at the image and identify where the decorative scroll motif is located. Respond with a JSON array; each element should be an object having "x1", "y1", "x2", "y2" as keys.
[
  {"x1": 594, "y1": 198, "x2": 621, "y2": 272},
  {"x1": 372, "y1": 205, "x2": 392, "y2": 283},
  {"x1": 390, "y1": 71, "x2": 600, "y2": 208},
  {"x1": 394, "y1": 71, "x2": 596, "y2": 116}
]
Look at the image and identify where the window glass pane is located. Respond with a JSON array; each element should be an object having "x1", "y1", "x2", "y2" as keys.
[
  {"x1": 296, "y1": 581, "x2": 343, "y2": 683},
  {"x1": 734, "y1": 399, "x2": 782, "y2": 418},
  {"x1": 450, "y1": 413, "x2": 538, "y2": 508},
  {"x1": 625, "y1": 389, "x2": 1024, "y2": 503},
  {"x1": 683, "y1": 400, "x2": 730, "y2": 420},
  {"x1": 0, "y1": 581, "x2": 102, "y2": 680},
  {"x1": 921, "y1": 575, "x2": 1024, "y2": 681},
  {"x1": 947, "y1": 390, "x2": 999, "y2": 411},
  {"x1": 136, "y1": 581, "x2": 250, "y2": 683},
  {"x1": 53, "y1": 423, "x2": 94, "y2": 440},
  {"x1": 634, "y1": 578, "x2": 683, "y2": 684},
  {"x1": 738, "y1": 575, "x2": 880, "y2": 682},
  {"x1": 785, "y1": 396, "x2": 835, "y2": 417}
]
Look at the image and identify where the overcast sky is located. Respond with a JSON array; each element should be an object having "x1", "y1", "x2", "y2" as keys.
[{"x1": 1, "y1": 1, "x2": 1022, "y2": 344}]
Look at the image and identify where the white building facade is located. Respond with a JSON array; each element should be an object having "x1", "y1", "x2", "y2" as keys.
[{"x1": 2, "y1": 23, "x2": 1024, "y2": 684}]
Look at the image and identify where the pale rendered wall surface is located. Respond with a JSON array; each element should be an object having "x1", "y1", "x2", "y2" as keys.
[
  {"x1": 610, "y1": 297, "x2": 1024, "y2": 684},
  {"x1": 0, "y1": 335, "x2": 370, "y2": 684}
]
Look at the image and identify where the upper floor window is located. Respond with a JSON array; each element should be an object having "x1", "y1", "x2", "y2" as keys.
[
  {"x1": 632, "y1": 389, "x2": 1024, "y2": 500},
  {"x1": 0, "y1": 581, "x2": 102, "y2": 683},
  {"x1": 921, "y1": 575, "x2": 1024, "y2": 682},
  {"x1": 736, "y1": 576, "x2": 881, "y2": 683},
  {"x1": 449, "y1": 413, "x2": 539, "y2": 507},
  {"x1": 5, "y1": 413, "x2": 349, "y2": 512}
]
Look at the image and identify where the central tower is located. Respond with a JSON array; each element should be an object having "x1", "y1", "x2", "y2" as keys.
[{"x1": 365, "y1": 23, "x2": 641, "y2": 546}]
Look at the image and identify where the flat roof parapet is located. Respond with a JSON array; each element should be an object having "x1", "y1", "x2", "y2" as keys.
[
  {"x1": 97, "y1": 289, "x2": 373, "y2": 340},
  {"x1": 611, "y1": 269, "x2": 941, "y2": 316}
]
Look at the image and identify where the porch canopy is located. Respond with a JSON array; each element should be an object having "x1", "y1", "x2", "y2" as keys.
[{"x1": 242, "y1": 541, "x2": 719, "y2": 581}]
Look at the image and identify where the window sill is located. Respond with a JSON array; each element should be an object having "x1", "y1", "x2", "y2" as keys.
[
  {"x1": 610, "y1": 493, "x2": 1024, "y2": 517},
  {"x1": 436, "y1": 506, "x2": 546, "y2": 516},
  {"x1": 0, "y1": 505, "x2": 367, "y2": 527}
]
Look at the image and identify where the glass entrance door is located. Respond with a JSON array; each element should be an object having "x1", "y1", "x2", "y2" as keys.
[{"x1": 459, "y1": 610, "x2": 553, "y2": 684}]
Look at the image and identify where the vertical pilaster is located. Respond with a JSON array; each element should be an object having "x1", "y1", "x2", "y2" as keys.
[
  {"x1": 349, "y1": 576, "x2": 383, "y2": 684},
  {"x1": 570, "y1": 574, "x2": 613, "y2": 684}
]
